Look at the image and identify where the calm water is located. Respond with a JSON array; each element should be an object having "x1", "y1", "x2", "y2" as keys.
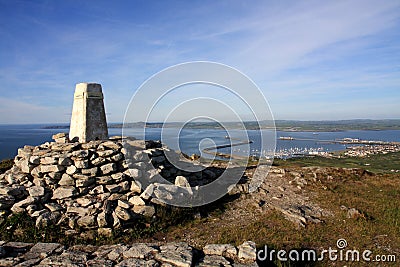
[{"x1": 1, "y1": 124, "x2": 399, "y2": 160}]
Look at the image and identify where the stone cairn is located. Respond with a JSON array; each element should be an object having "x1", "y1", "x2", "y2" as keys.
[
  {"x1": 0, "y1": 133, "x2": 232, "y2": 232},
  {"x1": 0, "y1": 133, "x2": 258, "y2": 266}
]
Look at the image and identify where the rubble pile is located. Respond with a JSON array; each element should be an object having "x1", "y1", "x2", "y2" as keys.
[{"x1": 0, "y1": 133, "x2": 227, "y2": 236}]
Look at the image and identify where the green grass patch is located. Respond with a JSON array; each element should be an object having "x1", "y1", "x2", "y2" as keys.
[{"x1": 273, "y1": 151, "x2": 400, "y2": 174}]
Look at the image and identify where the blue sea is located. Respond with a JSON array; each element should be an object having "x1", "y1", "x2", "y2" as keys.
[{"x1": 0, "y1": 124, "x2": 399, "y2": 161}]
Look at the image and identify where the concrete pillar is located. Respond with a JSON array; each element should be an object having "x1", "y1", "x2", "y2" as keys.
[{"x1": 69, "y1": 83, "x2": 108, "y2": 143}]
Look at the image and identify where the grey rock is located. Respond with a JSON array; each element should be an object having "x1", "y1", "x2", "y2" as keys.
[
  {"x1": 31, "y1": 166, "x2": 42, "y2": 177},
  {"x1": 15, "y1": 258, "x2": 41, "y2": 267},
  {"x1": 97, "y1": 150, "x2": 116, "y2": 157},
  {"x1": 81, "y1": 167, "x2": 98, "y2": 176},
  {"x1": 153, "y1": 188, "x2": 173, "y2": 201},
  {"x1": 36, "y1": 212, "x2": 59, "y2": 228},
  {"x1": 133, "y1": 161, "x2": 147, "y2": 170},
  {"x1": 40, "y1": 157, "x2": 58, "y2": 165},
  {"x1": 52, "y1": 187, "x2": 78, "y2": 200},
  {"x1": 0, "y1": 258, "x2": 19, "y2": 266},
  {"x1": 155, "y1": 243, "x2": 193, "y2": 267},
  {"x1": 89, "y1": 185, "x2": 104, "y2": 195},
  {"x1": 101, "y1": 141, "x2": 121, "y2": 150},
  {"x1": 175, "y1": 175, "x2": 191, "y2": 188},
  {"x1": 0, "y1": 186, "x2": 23, "y2": 197},
  {"x1": 116, "y1": 258, "x2": 159, "y2": 267},
  {"x1": 58, "y1": 173, "x2": 75, "y2": 186},
  {"x1": 29, "y1": 156, "x2": 41, "y2": 165},
  {"x1": 31, "y1": 209, "x2": 48, "y2": 217},
  {"x1": 203, "y1": 244, "x2": 237, "y2": 259},
  {"x1": 87, "y1": 258, "x2": 114, "y2": 267},
  {"x1": 132, "y1": 204, "x2": 155, "y2": 217},
  {"x1": 81, "y1": 140, "x2": 101, "y2": 149},
  {"x1": 75, "y1": 175, "x2": 95, "y2": 187},
  {"x1": 97, "y1": 212, "x2": 109, "y2": 228},
  {"x1": 40, "y1": 251, "x2": 88, "y2": 266},
  {"x1": 0, "y1": 195, "x2": 15, "y2": 209},
  {"x1": 101, "y1": 163, "x2": 117, "y2": 175},
  {"x1": 118, "y1": 199, "x2": 130, "y2": 209},
  {"x1": 54, "y1": 137, "x2": 69, "y2": 144},
  {"x1": 76, "y1": 197, "x2": 94, "y2": 207},
  {"x1": 111, "y1": 173, "x2": 125, "y2": 182},
  {"x1": 107, "y1": 245, "x2": 128, "y2": 261},
  {"x1": 66, "y1": 165, "x2": 78, "y2": 175},
  {"x1": 97, "y1": 175, "x2": 113, "y2": 185},
  {"x1": 92, "y1": 157, "x2": 107, "y2": 166},
  {"x1": 16, "y1": 159, "x2": 31, "y2": 173},
  {"x1": 106, "y1": 184, "x2": 122, "y2": 193},
  {"x1": 45, "y1": 202, "x2": 63, "y2": 212},
  {"x1": 60, "y1": 143, "x2": 80, "y2": 152},
  {"x1": 40, "y1": 165, "x2": 65, "y2": 173},
  {"x1": 23, "y1": 242, "x2": 63, "y2": 260},
  {"x1": 13, "y1": 196, "x2": 36, "y2": 209},
  {"x1": 140, "y1": 184, "x2": 154, "y2": 200},
  {"x1": 47, "y1": 171, "x2": 62, "y2": 180},
  {"x1": 118, "y1": 180, "x2": 130, "y2": 192},
  {"x1": 238, "y1": 241, "x2": 256, "y2": 263},
  {"x1": 197, "y1": 255, "x2": 232, "y2": 266},
  {"x1": 3, "y1": 241, "x2": 33, "y2": 254},
  {"x1": 112, "y1": 212, "x2": 121, "y2": 228},
  {"x1": 125, "y1": 168, "x2": 142, "y2": 179},
  {"x1": 52, "y1": 132, "x2": 68, "y2": 140},
  {"x1": 347, "y1": 208, "x2": 363, "y2": 219},
  {"x1": 27, "y1": 186, "x2": 45, "y2": 197},
  {"x1": 74, "y1": 159, "x2": 89, "y2": 169},
  {"x1": 18, "y1": 146, "x2": 33, "y2": 157},
  {"x1": 122, "y1": 243, "x2": 159, "y2": 259},
  {"x1": 111, "y1": 153, "x2": 124, "y2": 162},
  {"x1": 124, "y1": 139, "x2": 145, "y2": 149},
  {"x1": 130, "y1": 180, "x2": 142, "y2": 193},
  {"x1": 67, "y1": 206, "x2": 90, "y2": 216},
  {"x1": 72, "y1": 150, "x2": 90, "y2": 159},
  {"x1": 134, "y1": 151, "x2": 149, "y2": 162},
  {"x1": 26, "y1": 204, "x2": 39, "y2": 215},
  {"x1": 108, "y1": 193, "x2": 123, "y2": 201},
  {"x1": 115, "y1": 206, "x2": 132, "y2": 221},
  {"x1": 129, "y1": 196, "x2": 145, "y2": 206}
]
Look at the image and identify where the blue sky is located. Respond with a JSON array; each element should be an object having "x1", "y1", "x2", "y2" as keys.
[{"x1": 0, "y1": 0, "x2": 399, "y2": 123}]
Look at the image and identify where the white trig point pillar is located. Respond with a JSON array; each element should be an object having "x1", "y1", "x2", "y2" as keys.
[{"x1": 69, "y1": 82, "x2": 108, "y2": 143}]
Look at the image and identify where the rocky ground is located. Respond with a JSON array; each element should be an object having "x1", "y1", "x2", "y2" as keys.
[
  {"x1": 0, "y1": 133, "x2": 398, "y2": 266},
  {"x1": 0, "y1": 240, "x2": 258, "y2": 266}
]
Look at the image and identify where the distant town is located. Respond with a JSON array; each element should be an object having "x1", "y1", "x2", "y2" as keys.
[{"x1": 43, "y1": 119, "x2": 400, "y2": 132}]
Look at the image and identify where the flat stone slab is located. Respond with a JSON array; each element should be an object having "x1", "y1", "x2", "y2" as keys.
[{"x1": 0, "y1": 241, "x2": 258, "y2": 266}]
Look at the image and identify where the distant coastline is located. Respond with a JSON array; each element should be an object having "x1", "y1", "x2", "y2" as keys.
[{"x1": 41, "y1": 119, "x2": 400, "y2": 132}]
